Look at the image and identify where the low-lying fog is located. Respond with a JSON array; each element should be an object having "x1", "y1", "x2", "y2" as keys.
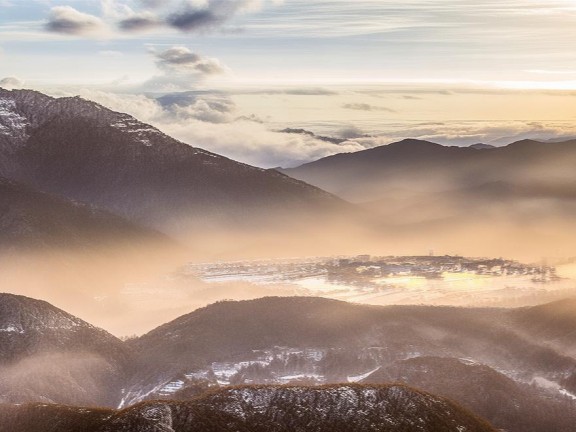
[{"x1": 2, "y1": 210, "x2": 576, "y2": 336}]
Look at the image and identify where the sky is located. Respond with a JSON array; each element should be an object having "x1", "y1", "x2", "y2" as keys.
[{"x1": 2, "y1": 0, "x2": 576, "y2": 167}]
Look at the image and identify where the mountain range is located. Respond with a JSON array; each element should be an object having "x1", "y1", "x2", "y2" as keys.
[
  {"x1": 2, "y1": 87, "x2": 576, "y2": 259},
  {"x1": 0, "y1": 384, "x2": 496, "y2": 432},
  {"x1": 2, "y1": 294, "x2": 576, "y2": 432},
  {"x1": 280, "y1": 137, "x2": 576, "y2": 257},
  {"x1": 0, "y1": 88, "x2": 348, "y2": 247},
  {"x1": 280, "y1": 138, "x2": 576, "y2": 204}
]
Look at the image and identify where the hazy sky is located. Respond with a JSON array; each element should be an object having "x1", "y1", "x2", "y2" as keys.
[{"x1": 2, "y1": 0, "x2": 576, "y2": 166}]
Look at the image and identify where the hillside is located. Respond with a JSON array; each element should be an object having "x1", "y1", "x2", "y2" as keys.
[
  {"x1": 0, "y1": 88, "x2": 348, "y2": 239},
  {"x1": 124, "y1": 297, "x2": 576, "y2": 405},
  {"x1": 1, "y1": 294, "x2": 576, "y2": 430},
  {"x1": 280, "y1": 138, "x2": 576, "y2": 258},
  {"x1": 281, "y1": 138, "x2": 576, "y2": 203},
  {"x1": 363, "y1": 356, "x2": 576, "y2": 432},
  {"x1": 0, "y1": 384, "x2": 497, "y2": 432},
  {"x1": 0, "y1": 176, "x2": 166, "y2": 250},
  {"x1": 0, "y1": 293, "x2": 131, "y2": 407}
]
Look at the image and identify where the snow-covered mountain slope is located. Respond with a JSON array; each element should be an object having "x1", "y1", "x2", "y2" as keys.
[
  {"x1": 362, "y1": 356, "x2": 576, "y2": 432},
  {"x1": 2, "y1": 294, "x2": 576, "y2": 432},
  {"x1": 124, "y1": 297, "x2": 576, "y2": 408},
  {"x1": 0, "y1": 384, "x2": 497, "y2": 432}
]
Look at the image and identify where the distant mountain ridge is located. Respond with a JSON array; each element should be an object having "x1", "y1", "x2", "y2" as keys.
[{"x1": 280, "y1": 137, "x2": 576, "y2": 201}]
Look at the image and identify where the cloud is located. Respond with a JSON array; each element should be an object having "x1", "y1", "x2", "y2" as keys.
[
  {"x1": 154, "y1": 46, "x2": 225, "y2": 75},
  {"x1": 158, "y1": 92, "x2": 237, "y2": 123},
  {"x1": 40, "y1": 0, "x2": 275, "y2": 38},
  {"x1": 338, "y1": 126, "x2": 366, "y2": 140},
  {"x1": 166, "y1": 0, "x2": 259, "y2": 33},
  {"x1": 342, "y1": 103, "x2": 396, "y2": 113},
  {"x1": 45, "y1": 6, "x2": 108, "y2": 36},
  {"x1": 139, "y1": 0, "x2": 170, "y2": 8},
  {"x1": 98, "y1": 50, "x2": 124, "y2": 58},
  {"x1": 47, "y1": 86, "x2": 576, "y2": 169},
  {"x1": 62, "y1": 89, "x2": 365, "y2": 168},
  {"x1": 118, "y1": 13, "x2": 160, "y2": 32},
  {"x1": 142, "y1": 46, "x2": 226, "y2": 91},
  {"x1": 0, "y1": 76, "x2": 24, "y2": 89}
]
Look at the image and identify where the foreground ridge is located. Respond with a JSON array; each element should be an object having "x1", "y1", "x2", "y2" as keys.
[{"x1": 0, "y1": 384, "x2": 496, "y2": 432}]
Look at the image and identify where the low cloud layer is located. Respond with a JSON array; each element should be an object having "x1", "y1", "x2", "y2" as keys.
[
  {"x1": 0, "y1": 77, "x2": 24, "y2": 89},
  {"x1": 50, "y1": 88, "x2": 576, "y2": 169},
  {"x1": 63, "y1": 89, "x2": 364, "y2": 168},
  {"x1": 343, "y1": 103, "x2": 396, "y2": 113}
]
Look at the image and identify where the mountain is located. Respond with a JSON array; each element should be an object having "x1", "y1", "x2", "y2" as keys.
[
  {"x1": 0, "y1": 175, "x2": 166, "y2": 250},
  {"x1": 0, "y1": 88, "x2": 348, "y2": 238},
  {"x1": 124, "y1": 297, "x2": 576, "y2": 405},
  {"x1": 512, "y1": 299, "x2": 576, "y2": 350},
  {"x1": 280, "y1": 138, "x2": 576, "y2": 203},
  {"x1": 511, "y1": 299, "x2": 576, "y2": 393},
  {"x1": 0, "y1": 384, "x2": 497, "y2": 432},
  {"x1": 280, "y1": 138, "x2": 576, "y2": 257},
  {"x1": 362, "y1": 356, "x2": 576, "y2": 432},
  {"x1": 0, "y1": 293, "x2": 131, "y2": 407},
  {"x1": 469, "y1": 143, "x2": 495, "y2": 150},
  {"x1": 1, "y1": 294, "x2": 576, "y2": 431}
]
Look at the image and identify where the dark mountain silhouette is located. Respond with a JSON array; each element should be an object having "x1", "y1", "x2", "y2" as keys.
[
  {"x1": 469, "y1": 143, "x2": 495, "y2": 150},
  {"x1": 0, "y1": 176, "x2": 166, "y2": 250},
  {"x1": 0, "y1": 293, "x2": 131, "y2": 407},
  {"x1": 0, "y1": 384, "x2": 497, "y2": 432},
  {"x1": 281, "y1": 138, "x2": 576, "y2": 203},
  {"x1": 363, "y1": 356, "x2": 576, "y2": 432},
  {"x1": 0, "y1": 88, "x2": 348, "y2": 238}
]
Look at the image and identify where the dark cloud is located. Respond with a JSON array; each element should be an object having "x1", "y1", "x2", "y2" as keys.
[
  {"x1": 119, "y1": 13, "x2": 160, "y2": 32},
  {"x1": 45, "y1": 6, "x2": 107, "y2": 36},
  {"x1": 154, "y1": 46, "x2": 225, "y2": 75},
  {"x1": 44, "y1": 0, "x2": 268, "y2": 37},
  {"x1": 166, "y1": 0, "x2": 256, "y2": 33},
  {"x1": 167, "y1": 9, "x2": 222, "y2": 32},
  {"x1": 142, "y1": 47, "x2": 226, "y2": 91},
  {"x1": 342, "y1": 103, "x2": 396, "y2": 113}
]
